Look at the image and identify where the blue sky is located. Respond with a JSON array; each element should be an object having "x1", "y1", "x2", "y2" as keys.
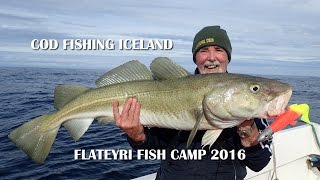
[{"x1": 0, "y1": 0, "x2": 319, "y2": 76}]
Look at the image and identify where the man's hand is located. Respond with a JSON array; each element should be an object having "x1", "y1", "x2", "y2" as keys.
[
  {"x1": 238, "y1": 119, "x2": 259, "y2": 147},
  {"x1": 113, "y1": 98, "x2": 146, "y2": 143}
]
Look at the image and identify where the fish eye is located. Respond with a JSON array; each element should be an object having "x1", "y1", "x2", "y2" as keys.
[{"x1": 250, "y1": 84, "x2": 260, "y2": 93}]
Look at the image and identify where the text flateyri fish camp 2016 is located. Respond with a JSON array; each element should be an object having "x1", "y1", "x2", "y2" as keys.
[
  {"x1": 74, "y1": 149, "x2": 246, "y2": 160},
  {"x1": 30, "y1": 39, "x2": 174, "y2": 50}
]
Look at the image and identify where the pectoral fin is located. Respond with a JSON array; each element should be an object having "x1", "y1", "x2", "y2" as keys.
[
  {"x1": 201, "y1": 129, "x2": 223, "y2": 148},
  {"x1": 187, "y1": 109, "x2": 204, "y2": 147}
]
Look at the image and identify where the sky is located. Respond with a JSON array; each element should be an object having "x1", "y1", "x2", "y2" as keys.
[{"x1": 0, "y1": 0, "x2": 319, "y2": 76}]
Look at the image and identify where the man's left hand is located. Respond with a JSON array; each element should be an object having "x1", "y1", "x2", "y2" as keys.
[{"x1": 237, "y1": 119, "x2": 259, "y2": 147}]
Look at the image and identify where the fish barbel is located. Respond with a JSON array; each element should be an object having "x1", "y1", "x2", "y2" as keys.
[{"x1": 9, "y1": 57, "x2": 292, "y2": 163}]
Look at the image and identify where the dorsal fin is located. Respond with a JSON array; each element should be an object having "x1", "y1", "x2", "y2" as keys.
[
  {"x1": 54, "y1": 85, "x2": 91, "y2": 110},
  {"x1": 95, "y1": 60, "x2": 154, "y2": 87},
  {"x1": 187, "y1": 108, "x2": 204, "y2": 147},
  {"x1": 150, "y1": 57, "x2": 191, "y2": 80}
]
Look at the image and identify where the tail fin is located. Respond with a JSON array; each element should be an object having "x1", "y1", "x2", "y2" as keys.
[{"x1": 8, "y1": 113, "x2": 58, "y2": 164}]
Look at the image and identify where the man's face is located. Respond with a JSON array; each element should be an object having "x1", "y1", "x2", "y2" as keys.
[{"x1": 195, "y1": 46, "x2": 229, "y2": 74}]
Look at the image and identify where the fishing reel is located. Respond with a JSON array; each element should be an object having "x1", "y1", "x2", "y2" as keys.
[{"x1": 307, "y1": 154, "x2": 320, "y2": 171}]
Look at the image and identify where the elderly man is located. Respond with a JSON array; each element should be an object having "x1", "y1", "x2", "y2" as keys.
[{"x1": 113, "y1": 26, "x2": 272, "y2": 180}]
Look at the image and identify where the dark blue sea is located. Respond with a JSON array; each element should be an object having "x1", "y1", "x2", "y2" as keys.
[{"x1": 0, "y1": 67, "x2": 319, "y2": 180}]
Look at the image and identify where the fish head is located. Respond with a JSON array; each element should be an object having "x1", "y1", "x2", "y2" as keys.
[{"x1": 202, "y1": 74, "x2": 292, "y2": 128}]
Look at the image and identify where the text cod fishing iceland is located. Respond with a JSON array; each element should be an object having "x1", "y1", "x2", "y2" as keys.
[{"x1": 30, "y1": 39, "x2": 174, "y2": 50}]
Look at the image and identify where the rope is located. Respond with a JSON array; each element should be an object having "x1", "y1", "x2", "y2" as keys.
[
  {"x1": 270, "y1": 141, "x2": 279, "y2": 180},
  {"x1": 311, "y1": 123, "x2": 320, "y2": 150}
]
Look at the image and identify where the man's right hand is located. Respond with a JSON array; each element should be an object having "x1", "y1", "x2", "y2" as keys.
[{"x1": 113, "y1": 98, "x2": 146, "y2": 143}]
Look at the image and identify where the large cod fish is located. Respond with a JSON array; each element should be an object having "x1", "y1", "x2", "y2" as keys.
[{"x1": 9, "y1": 57, "x2": 292, "y2": 164}]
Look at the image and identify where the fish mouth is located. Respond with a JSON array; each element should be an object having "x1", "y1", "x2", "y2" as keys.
[{"x1": 260, "y1": 89, "x2": 292, "y2": 118}]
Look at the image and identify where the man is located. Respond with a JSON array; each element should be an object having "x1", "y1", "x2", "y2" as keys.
[{"x1": 113, "y1": 26, "x2": 272, "y2": 180}]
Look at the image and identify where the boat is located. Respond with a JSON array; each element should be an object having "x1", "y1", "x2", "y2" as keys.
[{"x1": 134, "y1": 123, "x2": 320, "y2": 180}]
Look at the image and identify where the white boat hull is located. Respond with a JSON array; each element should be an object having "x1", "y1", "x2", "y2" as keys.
[{"x1": 246, "y1": 123, "x2": 320, "y2": 180}]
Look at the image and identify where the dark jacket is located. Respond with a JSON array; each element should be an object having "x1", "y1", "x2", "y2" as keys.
[{"x1": 128, "y1": 119, "x2": 272, "y2": 180}]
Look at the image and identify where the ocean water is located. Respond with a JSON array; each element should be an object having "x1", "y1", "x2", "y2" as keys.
[{"x1": 0, "y1": 67, "x2": 319, "y2": 180}]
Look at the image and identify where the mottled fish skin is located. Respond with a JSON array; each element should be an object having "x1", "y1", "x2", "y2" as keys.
[
  {"x1": 49, "y1": 73, "x2": 292, "y2": 130},
  {"x1": 8, "y1": 62, "x2": 292, "y2": 164}
]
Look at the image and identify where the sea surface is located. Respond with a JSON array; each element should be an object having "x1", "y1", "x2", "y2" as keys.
[{"x1": 0, "y1": 67, "x2": 319, "y2": 180}]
